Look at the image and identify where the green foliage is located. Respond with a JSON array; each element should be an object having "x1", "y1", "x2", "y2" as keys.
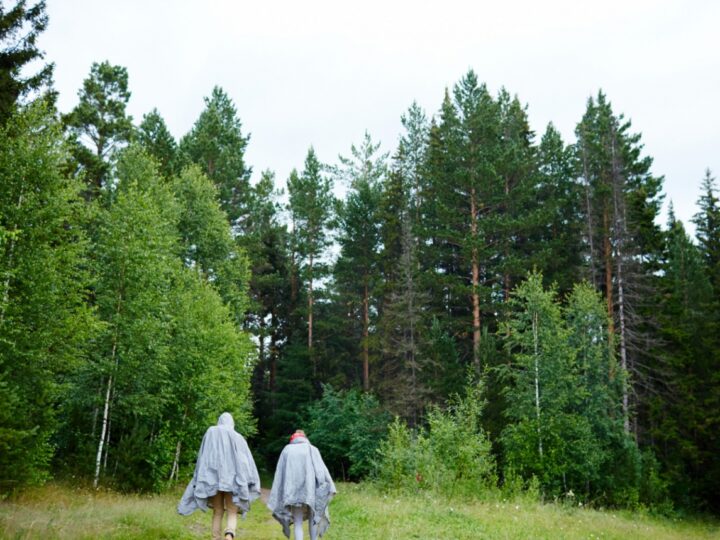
[
  {"x1": 376, "y1": 379, "x2": 496, "y2": 498},
  {"x1": 288, "y1": 148, "x2": 334, "y2": 267},
  {"x1": 58, "y1": 146, "x2": 255, "y2": 491},
  {"x1": 151, "y1": 269, "x2": 255, "y2": 490},
  {"x1": 651, "y1": 211, "x2": 719, "y2": 510},
  {"x1": 0, "y1": 62, "x2": 714, "y2": 515},
  {"x1": 0, "y1": 101, "x2": 96, "y2": 493},
  {"x1": 420, "y1": 317, "x2": 464, "y2": 404},
  {"x1": 180, "y1": 86, "x2": 251, "y2": 228},
  {"x1": 137, "y1": 109, "x2": 179, "y2": 179},
  {"x1": 171, "y1": 164, "x2": 251, "y2": 324},
  {"x1": 333, "y1": 134, "x2": 386, "y2": 390},
  {"x1": 534, "y1": 123, "x2": 584, "y2": 294},
  {"x1": 306, "y1": 385, "x2": 390, "y2": 479},
  {"x1": 500, "y1": 273, "x2": 664, "y2": 507},
  {"x1": 0, "y1": 0, "x2": 53, "y2": 123},
  {"x1": 693, "y1": 169, "x2": 720, "y2": 291},
  {"x1": 64, "y1": 61, "x2": 133, "y2": 193}
]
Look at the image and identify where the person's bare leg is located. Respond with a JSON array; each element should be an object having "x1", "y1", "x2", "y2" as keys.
[
  {"x1": 223, "y1": 491, "x2": 238, "y2": 539},
  {"x1": 211, "y1": 492, "x2": 224, "y2": 540},
  {"x1": 292, "y1": 505, "x2": 304, "y2": 540},
  {"x1": 308, "y1": 507, "x2": 317, "y2": 540}
]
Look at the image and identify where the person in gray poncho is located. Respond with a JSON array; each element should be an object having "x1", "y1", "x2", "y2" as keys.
[
  {"x1": 268, "y1": 430, "x2": 337, "y2": 540},
  {"x1": 178, "y1": 412, "x2": 261, "y2": 540}
]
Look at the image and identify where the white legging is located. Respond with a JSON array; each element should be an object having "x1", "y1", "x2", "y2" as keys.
[{"x1": 292, "y1": 505, "x2": 317, "y2": 540}]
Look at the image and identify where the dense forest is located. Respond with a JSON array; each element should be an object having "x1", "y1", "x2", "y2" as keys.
[{"x1": 1, "y1": 1, "x2": 718, "y2": 514}]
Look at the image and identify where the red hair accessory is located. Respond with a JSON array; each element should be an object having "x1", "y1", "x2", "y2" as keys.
[{"x1": 290, "y1": 431, "x2": 306, "y2": 442}]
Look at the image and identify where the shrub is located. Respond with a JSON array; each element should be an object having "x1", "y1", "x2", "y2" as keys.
[
  {"x1": 306, "y1": 385, "x2": 390, "y2": 480},
  {"x1": 375, "y1": 379, "x2": 496, "y2": 498}
]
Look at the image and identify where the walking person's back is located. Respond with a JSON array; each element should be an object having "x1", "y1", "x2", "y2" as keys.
[
  {"x1": 268, "y1": 430, "x2": 336, "y2": 540},
  {"x1": 178, "y1": 412, "x2": 261, "y2": 540}
]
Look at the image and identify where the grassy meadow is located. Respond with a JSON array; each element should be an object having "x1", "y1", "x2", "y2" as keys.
[{"x1": 1, "y1": 482, "x2": 717, "y2": 540}]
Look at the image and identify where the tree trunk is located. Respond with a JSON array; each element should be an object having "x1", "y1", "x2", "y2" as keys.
[
  {"x1": 269, "y1": 310, "x2": 277, "y2": 391},
  {"x1": 470, "y1": 187, "x2": 481, "y2": 367},
  {"x1": 611, "y1": 133, "x2": 630, "y2": 433},
  {"x1": 258, "y1": 320, "x2": 265, "y2": 377},
  {"x1": 308, "y1": 252, "x2": 315, "y2": 377},
  {"x1": 94, "y1": 288, "x2": 123, "y2": 489},
  {"x1": 603, "y1": 206, "x2": 615, "y2": 337},
  {"x1": 362, "y1": 278, "x2": 370, "y2": 392},
  {"x1": 94, "y1": 371, "x2": 113, "y2": 488},
  {"x1": 290, "y1": 216, "x2": 298, "y2": 311},
  {"x1": 533, "y1": 311, "x2": 543, "y2": 458},
  {"x1": 580, "y1": 137, "x2": 598, "y2": 289},
  {"x1": 504, "y1": 175, "x2": 511, "y2": 302},
  {"x1": 102, "y1": 414, "x2": 112, "y2": 472},
  {"x1": 170, "y1": 439, "x2": 182, "y2": 482},
  {"x1": 408, "y1": 283, "x2": 417, "y2": 426}
]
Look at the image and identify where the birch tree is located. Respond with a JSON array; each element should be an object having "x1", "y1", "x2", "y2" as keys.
[
  {"x1": 0, "y1": 102, "x2": 96, "y2": 492},
  {"x1": 502, "y1": 273, "x2": 634, "y2": 500},
  {"x1": 90, "y1": 146, "x2": 179, "y2": 488}
]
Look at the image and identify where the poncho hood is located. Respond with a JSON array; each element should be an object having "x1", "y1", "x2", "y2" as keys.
[
  {"x1": 218, "y1": 412, "x2": 234, "y2": 429},
  {"x1": 267, "y1": 437, "x2": 336, "y2": 538},
  {"x1": 177, "y1": 413, "x2": 260, "y2": 517}
]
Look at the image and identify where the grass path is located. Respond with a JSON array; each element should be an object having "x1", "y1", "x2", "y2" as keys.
[{"x1": 1, "y1": 482, "x2": 717, "y2": 539}]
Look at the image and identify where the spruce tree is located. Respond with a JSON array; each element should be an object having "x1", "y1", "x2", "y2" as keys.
[
  {"x1": 535, "y1": 123, "x2": 583, "y2": 294},
  {"x1": 654, "y1": 210, "x2": 720, "y2": 509},
  {"x1": 137, "y1": 108, "x2": 179, "y2": 179},
  {"x1": 0, "y1": 0, "x2": 53, "y2": 123},
  {"x1": 417, "y1": 89, "x2": 467, "y2": 367},
  {"x1": 693, "y1": 169, "x2": 720, "y2": 292},
  {"x1": 494, "y1": 89, "x2": 539, "y2": 304}
]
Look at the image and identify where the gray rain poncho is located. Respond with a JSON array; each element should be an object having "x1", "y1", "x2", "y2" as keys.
[
  {"x1": 177, "y1": 412, "x2": 261, "y2": 517},
  {"x1": 267, "y1": 436, "x2": 337, "y2": 538}
]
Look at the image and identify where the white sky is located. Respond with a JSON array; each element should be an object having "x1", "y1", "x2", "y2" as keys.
[{"x1": 41, "y1": 0, "x2": 719, "y2": 232}]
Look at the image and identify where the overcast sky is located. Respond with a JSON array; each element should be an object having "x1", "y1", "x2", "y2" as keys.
[{"x1": 41, "y1": 0, "x2": 719, "y2": 231}]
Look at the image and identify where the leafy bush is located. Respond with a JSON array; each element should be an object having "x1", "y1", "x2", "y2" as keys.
[
  {"x1": 375, "y1": 379, "x2": 496, "y2": 498},
  {"x1": 306, "y1": 385, "x2": 390, "y2": 479}
]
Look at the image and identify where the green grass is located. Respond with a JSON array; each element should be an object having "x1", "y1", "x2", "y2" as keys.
[{"x1": 1, "y1": 482, "x2": 717, "y2": 539}]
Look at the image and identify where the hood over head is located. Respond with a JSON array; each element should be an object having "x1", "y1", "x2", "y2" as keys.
[{"x1": 218, "y1": 412, "x2": 234, "y2": 429}]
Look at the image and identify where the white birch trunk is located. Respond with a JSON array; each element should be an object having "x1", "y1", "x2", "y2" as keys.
[
  {"x1": 94, "y1": 289, "x2": 123, "y2": 489},
  {"x1": 611, "y1": 132, "x2": 631, "y2": 433},
  {"x1": 170, "y1": 440, "x2": 182, "y2": 482},
  {"x1": 580, "y1": 134, "x2": 597, "y2": 289},
  {"x1": 533, "y1": 311, "x2": 543, "y2": 458},
  {"x1": 94, "y1": 372, "x2": 113, "y2": 488},
  {"x1": 103, "y1": 414, "x2": 111, "y2": 471}
]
